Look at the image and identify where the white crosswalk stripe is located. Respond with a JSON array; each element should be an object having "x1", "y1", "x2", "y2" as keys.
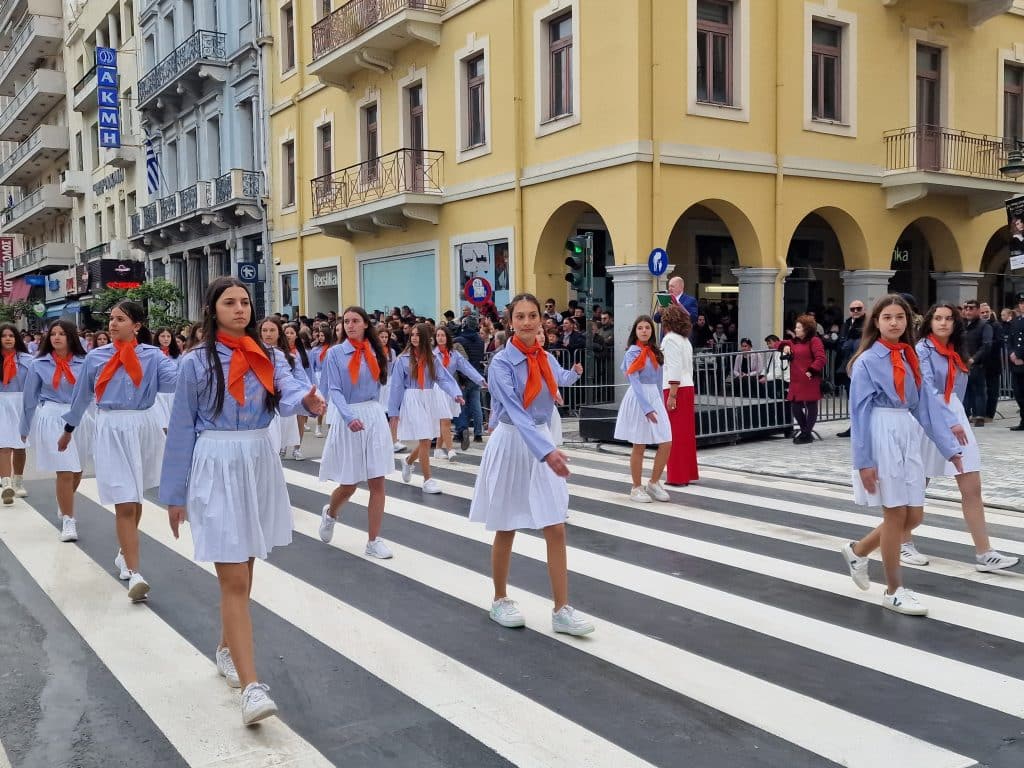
[{"x1": 3, "y1": 442, "x2": 1021, "y2": 768}]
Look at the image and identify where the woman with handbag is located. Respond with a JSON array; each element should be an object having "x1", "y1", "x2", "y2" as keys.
[{"x1": 783, "y1": 315, "x2": 826, "y2": 444}]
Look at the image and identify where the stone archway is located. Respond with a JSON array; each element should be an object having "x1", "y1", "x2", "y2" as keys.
[
  {"x1": 533, "y1": 200, "x2": 616, "y2": 311},
  {"x1": 783, "y1": 211, "x2": 852, "y2": 332},
  {"x1": 979, "y1": 225, "x2": 1024, "y2": 308}
]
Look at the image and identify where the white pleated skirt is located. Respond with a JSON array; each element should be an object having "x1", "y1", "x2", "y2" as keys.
[
  {"x1": 318, "y1": 401, "x2": 393, "y2": 484},
  {"x1": 614, "y1": 383, "x2": 672, "y2": 445},
  {"x1": 94, "y1": 408, "x2": 164, "y2": 505},
  {"x1": 186, "y1": 429, "x2": 292, "y2": 563},
  {"x1": 469, "y1": 422, "x2": 568, "y2": 531},
  {"x1": 0, "y1": 391, "x2": 26, "y2": 448},
  {"x1": 397, "y1": 388, "x2": 440, "y2": 441},
  {"x1": 278, "y1": 412, "x2": 301, "y2": 449},
  {"x1": 550, "y1": 408, "x2": 563, "y2": 446},
  {"x1": 152, "y1": 392, "x2": 174, "y2": 429},
  {"x1": 379, "y1": 381, "x2": 392, "y2": 414},
  {"x1": 325, "y1": 401, "x2": 340, "y2": 425},
  {"x1": 431, "y1": 384, "x2": 461, "y2": 419},
  {"x1": 921, "y1": 394, "x2": 982, "y2": 477},
  {"x1": 852, "y1": 408, "x2": 926, "y2": 508},
  {"x1": 32, "y1": 401, "x2": 92, "y2": 474}
]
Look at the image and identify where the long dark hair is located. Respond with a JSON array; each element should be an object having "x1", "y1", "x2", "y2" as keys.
[
  {"x1": 404, "y1": 322, "x2": 436, "y2": 382},
  {"x1": 111, "y1": 300, "x2": 153, "y2": 345},
  {"x1": 183, "y1": 324, "x2": 204, "y2": 351},
  {"x1": 920, "y1": 303, "x2": 966, "y2": 360},
  {"x1": 260, "y1": 317, "x2": 296, "y2": 370},
  {"x1": 202, "y1": 277, "x2": 279, "y2": 417},
  {"x1": 0, "y1": 323, "x2": 28, "y2": 354},
  {"x1": 154, "y1": 326, "x2": 181, "y2": 358},
  {"x1": 848, "y1": 294, "x2": 916, "y2": 372},
  {"x1": 626, "y1": 315, "x2": 665, "y2": 365},
  {"x1": 340, "y1": 306, "x2": 388, "y2": 384},
  {"x1": 284, "y1": 321, "x2": 310, "y2": 369},
  {"x1": 37, "y1": 320, "x2": 86, "y2": 358}
]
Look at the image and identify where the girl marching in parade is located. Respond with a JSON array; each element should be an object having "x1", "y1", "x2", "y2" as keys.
[
  {"x1": 59, "y1": 301, "x2": 178, "y2": 602},
  {"x1": 317, "y1": 307, "x2": 395, "y2": 558},
  {"x1": 309, "y1": 324, "x2": 333, "y2": 438},
  {"x1": 432, "y1": 326, "x2": 485, "y2": 461},
  {"x1": 284, "y1": 322, "x2": 312, "y2": 446},
  {"x1": 470, "y1": 293, "x2": 594, "y2": 635},
  {"x1": 0, "y1": 324, "x2": 35, "y2": 504},
  {"x1": 160, "y1": 277, "x2": 325, "y2": 725},
  {"x1": 899, "y1": 303, "x2": 1018, "y2": 572},
  {"x1": 153, "y1": 327, "x2": 182, "y2": 432},
  {"x1": 389, "y1": 323, "x2": 463, "y2": 494},
  {"x1": 614, "y1": 315, "x2": 673, "y2": 503},
  {"x1": 260, "y1": 317, "x2": 306, "y2": 460},
  {"x1": 377, "y1": 325, "x2": 404, "y2": 452},
  {"x1": 840, "y1": 295, "x2": 965, "y2": 616},
  {"x1": 20, "y1": 321, "x2": 92, "y2": 539}
]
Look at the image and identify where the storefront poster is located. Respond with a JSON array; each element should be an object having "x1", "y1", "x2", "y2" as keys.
[
  {"x1": 457, "y1": 240, "x2": 509, "y2": 311},
  {"x1": 1007, "y1": 196, "x2": 1024, "y2": 260}
]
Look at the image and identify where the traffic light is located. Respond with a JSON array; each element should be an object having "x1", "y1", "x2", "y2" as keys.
[{"x1": 564, "y1": 235, "x2": 589, "y2": 292}]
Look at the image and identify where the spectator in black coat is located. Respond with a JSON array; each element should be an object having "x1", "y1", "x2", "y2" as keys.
[
  {"x1": 980, "y1": 303, "x2": 1004, "y2": 420},
  {"x1": 962, "y1": 299, "x2": 993, "y2": 426},
  {"x1": 453, "y1": 316, "x2": 487, "y2": 445}
]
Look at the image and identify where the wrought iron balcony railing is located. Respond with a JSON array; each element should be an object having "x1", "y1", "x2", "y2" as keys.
[
  {"x1": 312, "y1": 0, "x2": 445, "y2": 60},
  {"x1": 73, "y1": 64, "x2": 97, "y2": 96},
  {"x1": 131, "y1": 172, "x2": 265, "y2": 236},
  {"x1": 311, "y1": 148, "x2": 443, "y2": 217},
  {"x1": 884, "y1": 125, "x2": 1018, "y2": 180},
  {"x1": 214, "y1": 169, "x2": 263, "y2": 204},
  {"x1": 80, "y1": 242, "x2": 110, "y2": 260},
  {"x1": 138, "y1": 30, "x2": 227, "y2": 106}
]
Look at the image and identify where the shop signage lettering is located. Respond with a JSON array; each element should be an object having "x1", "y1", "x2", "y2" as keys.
[
  {"x1": 96, "y1": 47, "x2": 121, "y2": 149},
  {"x1": 312, "y1": 269, "x2": 338, "y2": 289},
  {"x1": 93, "y1": 168, "x2": 125, "y2": 196}
]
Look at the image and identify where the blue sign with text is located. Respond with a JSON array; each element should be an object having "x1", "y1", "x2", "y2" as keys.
[{"x1": 96, "y1": 47, "x2": 120, "y2": 149}]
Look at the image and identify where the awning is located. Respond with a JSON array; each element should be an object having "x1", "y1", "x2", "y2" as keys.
[{"x1": 45, "y1": 304, "x2": 66, "y2": 318}]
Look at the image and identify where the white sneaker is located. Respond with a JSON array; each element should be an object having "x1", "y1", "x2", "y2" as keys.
[
  {"x1": 60, "y1": 516, "x2": 78, "y2": 543},
  {"x1": 489, "y1": 598, "x2": 525, "y2": 628},
  {"x1": 127, "y1": 572, "x2": 150, "y2": 602},
  {"x1": 629, "y1": 486, "x2": 652, "y2": 503},
  {"x1": 433, "y1": 448, "x2": 446, "y2": 460},
  {"x1": 393, "y1": 441, "x2": 408, "y2": 453},
  {"x1": 241, "y1": 682, "x2": 279, "y2": 725},
  {"x1": 318, "y1": 504, "x2": 336, "y2": 544},
  {"x1": 882, "y1": 587, "x2": 928, "y2": 616},
  {"x1": 422, "y1": 478, "x2": 442, "y2": 494},
  {"x1": 400, "y1": 459, "x2": 413, "y2": 483},
  {"x1": 292, "y1": 448, "x2": 306, "y2": 461},
  {"x1": 278, "y1": 448, "x2": 286, "y2": 459},
  {"x1": 314, "y1": 427, "x2": 324, "y2": 438},
  {"x1": 216, "y1": 646, "x2": 241, "y2": 688},
  {"x1": 899, "y1": 542, "x2": 929, "y2": 566},
  {"x1": 447, "y1": 449, "x2": 458, "y2": 462},
  {"x1": 645, "y1": 481, "x2": 670, "y2": 502},
  {"x1": 1, "y1": 478, "x2": 13, "y2": 506},
  {"x1": 976, "y1": 550, "x2": 1020, "y2": 572},
  {"x1": 841, "y1": 543, "x2": 871, "y2": 591},
  {"x1": 12, "y1": 475, "x2": 27, "y2": 498},
  {"x1": 114, "y1": 551, "x2": 130, "y2": 580},
  {"x1": 304, "y1": 421, "x2": 312, "y2": 432},
  {"x1": 365, "y1": 538, "x2": 393, "y2": 559},
  {"x1": 552, "y1": 605, "x2": 595, "y2": 636}
]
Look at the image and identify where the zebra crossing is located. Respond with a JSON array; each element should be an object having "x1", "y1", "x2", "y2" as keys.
[{"x1": 1, "y1": 445, "x2": 1023, "y2": 768}]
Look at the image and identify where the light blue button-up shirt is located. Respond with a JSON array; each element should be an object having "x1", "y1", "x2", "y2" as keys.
[
  {"x1": 434, "y1": 347, "x2": 485, "y2": 386},
  {"x1": 849, "y1": 341, "x2": 960, "y2": 470},
  {"x1": 20, "y1": 355, "x2": 86, "y2": 435},
  {"x1": 916, "y1": 338, "x2": 968, "y2": 404},
  {"x1": 388, "y1": 353, "x2": 461, "y2": 415},
  {"x1": 63, "y1": 343, "x2": 178, "y2": 426},
  {"x1": 158, "y1": 344, "x2": 315, "y2": 506},
  {"x1": 0, "y1": 352, "x2": 35, "y2": 393},
  {"x1": 321, "y1": 340, "x2": 384, "y2": 425},
  {"x1": 620, "y1": 345, "x2": 662, "y2": 414}
]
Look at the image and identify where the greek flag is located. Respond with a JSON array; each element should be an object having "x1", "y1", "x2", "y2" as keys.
[{"x1": 144, "y1": 131, "x2": 160, "y2": 196}]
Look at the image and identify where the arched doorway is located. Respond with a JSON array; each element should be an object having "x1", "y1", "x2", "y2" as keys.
[
  {"x1": 534, "y1": 201, "x2": 615, "y2": 312},
  {"x1": 979, "y1": 226, "x2": 1024, "y2": 309},
  {"x1": 889, "y1": 223, "x2": 936, "y2": 309},
  {"x1": 784, "y1": 213, "x2": 847, "y2": 330}
]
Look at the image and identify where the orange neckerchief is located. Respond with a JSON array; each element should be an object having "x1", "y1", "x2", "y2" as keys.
[
  {"x1": 319, "y1": 343, "x2": 330, "y2": 363},
  {"x1": 438, "y1": 346, "x2": 452, "y2": 369},
  {"x1": 626, "y1": 343, "x2": 660, "y2": 375},
  {"x1": 1, "y1": 350, "x2": 18, "y2": 386},
  {"x1": 410, "y1": 352, "x2": 427, "y2": 389},
  {"x1": 216, "y1": 333, "x2": 276, "y2": 406},
  {"x1": 160, "y1": 346, "x2": 170, "y2": 356},
  {"x1": 878, "y1": 339, "x2": 923, "y2": 403},
  {"x1": 927, "y1": 334, "x2": 968, "y2": 404},
  {"x1": 348, "y1": 339, "x2": 380, "y2": 385},
  {"x1": 510, "y1": 335, "x2": 558, "y2": 407},
  {"x1": 95, "y1": 339, "x2": 143, "y2": 402},
  {"x1": 51, "y1": 354, "x2": 76, "y2": 389}
]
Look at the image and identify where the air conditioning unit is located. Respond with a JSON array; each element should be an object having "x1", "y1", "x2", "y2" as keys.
[{"x1": 59, "y1": 170, "x2": 87, "y2": 197}]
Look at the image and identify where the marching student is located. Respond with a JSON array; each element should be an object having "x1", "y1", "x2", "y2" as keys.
[
  {"x1": 900, "y1": 303, "x2": 1018, "y2": 572},
  {"x1": 20, "y1": 321, "x2": 92, "y2": 539},
  {"x1": 470, "y1": 293, "x2": 594, "y2": 635},
  {"x1": 377, "y1": 325, "x2": 405, "y2": 452},
  {"x1": 0, "y1": 324, "x2": 35, "y2": 504},
  {"x1": 309, "y1": 325, "x2": 332, "y2": 438},
  {"x1": 840, "y1": 294, "x2": 965, "y2": 617},
  {"x1": 388, "y1": 323, "x2": 463, "y2": 495},
  {"x1": 317, "y1": 307, "x2": 394, "y2": 558},
  {"x1": 432, "y1": 326, "x2": 485, "y2": 461},
  {"x1": 284, "y1": 322, "x2": 312, "y2": 442},
  {"x1": 322, "y1": 319, "x2": 346, "y2": 432},
  {"x1": 92, "y1": 330, "x2": 111, "y2": 349},
  {"x1": 59, "y1": 301, "x2": 178, "y2": 602},
  {"x1": 153, "y1": 327, "x2": 182, "y2": 431},
  {"x1": 160, "y1": 277, "x2": 325, "y2": 726},
  {"x1": 260, "y1": 317, "x2": 306, "y2": 460},
  {"x1": 614, "y1": 315, "x2": 672, "y2": 503}
]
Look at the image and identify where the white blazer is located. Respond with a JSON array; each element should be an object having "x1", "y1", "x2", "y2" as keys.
[{"x1": 662, "y1": 332, "x2": 694, "y2": 388}]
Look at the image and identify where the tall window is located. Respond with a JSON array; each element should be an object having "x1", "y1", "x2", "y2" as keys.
[
  {"x1": 90, "y1": 122, "x2": 100, "y2": 167},
  {"x1": 319, "y1": 0, "x2": 331, "y2": 19},
  {"x1": 547, "y1": 13, "x2": 572, "y2": 119},
  {"x1": 696, "y1": 0, "x2": 732, "y2": 105},
  {"x1": 363, "y1": 104, "x2": 378, "y2": 182},
  {"x1": 811, "y1": 21, "x2": 841, "y2": 121},
  {"x1": 281, "y1": 3, "x2": 295, "y2": 72},
  {"x1": 281, "y1": 140, "x2": 295, "y2": 206},
  {"x1": 316, "y1": 123, "x2": 332, "y2": 176},
  {"x1": 94, "y1": 211, "x2": 103, "y2": 244},
  {"x1": 466, "y1": 54, "x2": 486, "y2": 148},
  {"x1": 1006, "y1": 64, "x2": 1024, "y2": 142},
  {"x1": 74, "y1": 132, "x2": 83, "y2": 171}
]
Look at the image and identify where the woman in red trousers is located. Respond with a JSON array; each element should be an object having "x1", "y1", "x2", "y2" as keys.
[
  {"x1": 661, "y1": 307, "x2": 698, "y2": 486},
  {"x1": 781, "y1": 314, "x2": 826, "y2": 444}
]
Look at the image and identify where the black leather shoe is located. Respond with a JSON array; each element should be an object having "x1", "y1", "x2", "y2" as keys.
[{"x1": 836, "y1": 428, "x2": 851, "y2": 438}]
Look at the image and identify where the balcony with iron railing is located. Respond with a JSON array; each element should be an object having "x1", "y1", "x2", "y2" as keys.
[
  {"x1": 0, "y1": 0, "x2": 61, "y2": 49},
  {"x1": 0, "y1": 123, "x2": 69, "y2": 187},
  {"x1": 137, "y1": 30, "x2": 228, "y2": 111},
  {"x1": 0, "y1": 69, "x2": 65, "y2": 142},
  {"x1": 310, "y1": 148, "x2": 443, "y2": 238},
  {"x1": 72, "y1": 64, "x2": 99, "y2": 112},
  {"x1": 80, "y1": 242, "x2": 110, "y2": 261},
  {"x1": 309, "y1": 0, "x2": 445, "y2": 88},
  {"x1": 882, "y1": 125, "x2": 1023, "y2": 215},
  {"x1": 213, "y1": 169, "x2": 264, "y2": 206},
  {"x1": 0, "y1": 184, "x2": 73, "y2": 235},
  {"x1": 2, "y1": 241, "x2": 75, "y2": 279},
  {"x1": 130, "y1": 172, "x2": 264, "y2": 239},
  {"x1": 0, "y1": 14, "x2": 64, "y2": 96}
]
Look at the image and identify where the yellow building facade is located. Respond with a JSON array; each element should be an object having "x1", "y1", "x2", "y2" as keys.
[{"x1": 267, "y1": 0, "x2": 1024, "y2": 341}]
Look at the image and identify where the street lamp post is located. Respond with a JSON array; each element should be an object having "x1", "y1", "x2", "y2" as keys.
[{"x1": 1000, "y1": 138, "x2": 1024, "y2": 178}]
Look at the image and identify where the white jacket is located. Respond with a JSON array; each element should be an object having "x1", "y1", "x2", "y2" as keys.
[{"x1": 662, "y1": 332, "x2": 694, "y2": 388}]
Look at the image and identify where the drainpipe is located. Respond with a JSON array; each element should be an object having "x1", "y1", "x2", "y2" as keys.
[
  {"x1": 773, "y1": 0, "x2": 787, "y2": 333},
  {"x1": 512, "y1": 0, "x2": 524, "y2": 293},
  {"x1": 254, "y1": 1, "x2": 273, "y2": 316}
]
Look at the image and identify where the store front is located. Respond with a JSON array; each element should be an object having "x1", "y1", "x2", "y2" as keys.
[{"x1": 360, "y1": 251, "x2": 437, "y2": 318}]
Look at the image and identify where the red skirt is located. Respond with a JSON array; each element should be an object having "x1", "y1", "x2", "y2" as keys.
[{"x1": 664, "y1": 387, "x2": 699, "y2": 485}]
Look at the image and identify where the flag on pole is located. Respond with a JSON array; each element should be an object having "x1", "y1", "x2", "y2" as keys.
[{"x1": 144, "y1": 131, "x2": 160, "y2": 196}]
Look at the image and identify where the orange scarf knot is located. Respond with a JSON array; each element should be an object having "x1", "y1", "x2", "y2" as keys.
[
  {"x1": 1, "y1": 350, "x2": 17, "y2": 386},
  {"x1": 439, "y1": 347, "x2": 452, "y2": 369},
  {"x1": 878, "y1": 339, "x2": 923, "y2": 404},
  {"x1": 927, "y1": 334, "x2": 967, "y2": 404},
  {"x1": 217, "y1": 333, "x2": 276, "y2": 406},
  {"x1": 626, "y1": 343, "x2": 660, "y2": 376},
  {"x1": 510, "y1": 335, "x2": 559, "y2": 408},
  {"x1": 95, "y1": 339, "x2": 143, "y2": 402},
  {"x1": 52, "y1": 354, "x2": 76, "y2": 389},
  {"x1": 319, "y1": 343, "x2": 330, "y2": 363},
  {"x1": 348, "y1": 339, "x2": 381, "y2": 385}
]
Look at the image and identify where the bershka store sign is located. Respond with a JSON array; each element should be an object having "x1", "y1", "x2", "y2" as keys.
[{"x1": 312, "y1": 268, "x2": 338, "y2": 289}]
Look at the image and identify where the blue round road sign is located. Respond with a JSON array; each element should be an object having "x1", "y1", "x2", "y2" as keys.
[
  {"x1": 464, "y1": 276, "x2": 493, "y2": 306},
  {"x1": 238, "y1": 263, "x2": 258, "y2": 283},
  {"x1": 648, "y1": 248, "x2": 668, "y2": 277}
]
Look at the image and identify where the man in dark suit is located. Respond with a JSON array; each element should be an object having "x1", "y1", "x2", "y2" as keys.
[{"x1": 654, "y1": 277, "x2": 699, "y2": 330}]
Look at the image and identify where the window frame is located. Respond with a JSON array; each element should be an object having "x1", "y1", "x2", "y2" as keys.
[
  {"x1": 695, "y1": 0, "x2": 733, "y2": 107},
  {"x1": 810, "y1": 20, "x2": 842, "y2": 122},
  {"x1": 466, "y1": 53, "x2": 486, "y2": 149},
  {"x1": 534, "y1": 0, "x2": 581, "y2": 138},
  {"x1": 1005, "y1": 63, "x2": 1024, "y2": 142},
  {"x1": 455, "y1": 37, "x2": 492, "y2": 162},
  {"x1": 280, "y1": 2, "x2": 296, "y2": 75},
  {"x1": 281, "y1": 139, "x2": 296, "y2": 209},
  {"x1": 802, "y1": 5, "x2": 858, "y2": 138},
  {"x1": 547, "y1": 12, "x2": 573, "y2": 121}
]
